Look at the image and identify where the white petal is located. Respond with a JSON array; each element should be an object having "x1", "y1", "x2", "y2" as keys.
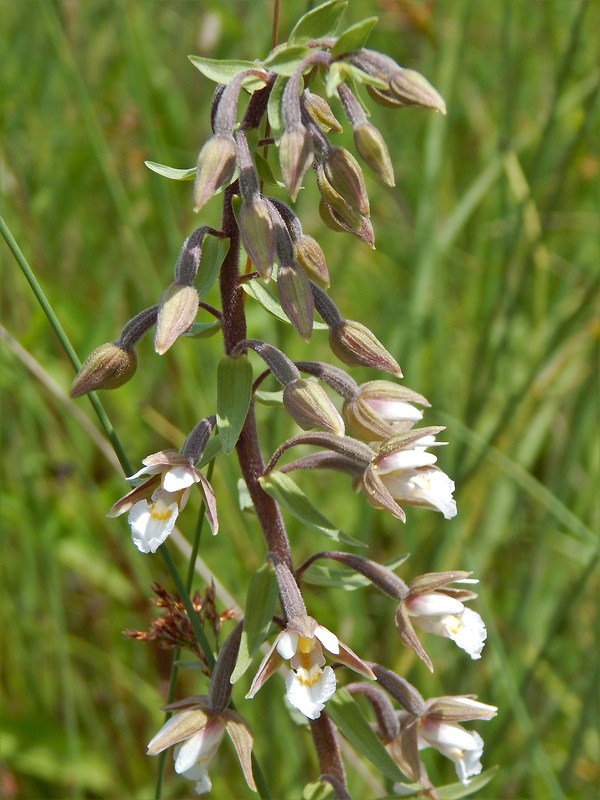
[
  {"x1": 315, "y1": 625, "x2": 339, "y2": 655},
  {"x1": 173, "y1": 748, "x2": 212, "y2": 794},
  {"x1": 446, "y1": 607, "x2": 487, "y2": 659},
  {"x1": 367, "y1": 399, "x2": 424, "y2": 423},
  {"x1": 378, "y1": 450, "x2": 438, "y2": 473},
  {"x1": 277, "y1": 630, "x2": 299, "y2": 660},
  {"x1": 163, "y1": 465, "x2": 199, "y2": 492},
  {"x1": 174, "y1": 720, "x2": 225, "y2": 774},
  {"x1": 126, "y1": 464, "x2": 159, "y2": 482},
  {"x1": 285, "y1": 666, "x2": 336, "y2": 720},
  {"x1": 384, "y1": 468, "x2": 457, "y2": 518},
  {"x1": 407, "y1": 592, "x2": 465, "y2": 618},
  {"x1": 129, "y1": 498, "x2": 178, "y2": 554}
]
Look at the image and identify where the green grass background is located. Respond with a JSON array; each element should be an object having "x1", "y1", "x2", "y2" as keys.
[{"x1": 1, "y1": 1, "x2": 598, "y2": 798}]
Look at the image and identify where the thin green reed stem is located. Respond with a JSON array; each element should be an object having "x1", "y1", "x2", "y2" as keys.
[
  {"x1": 155, "y1": 470, "x2": 216, "y2": 800},
  {"x1": 1, "y1": 214, "x2": 132, "y2": 475},
  {"x1": 186, "y1": 460, "x2": 215, "y2": 591}
]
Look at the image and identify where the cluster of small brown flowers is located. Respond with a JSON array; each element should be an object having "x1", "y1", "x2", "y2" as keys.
[{"x1": 70, "y1": 2, "x2": 496, "y2": 797}]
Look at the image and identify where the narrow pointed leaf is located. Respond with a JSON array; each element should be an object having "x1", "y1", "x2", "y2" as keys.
[
  {"x1": 326, "y1": 688, "x2": 405, "y2": 782},
  {"x1": 231, "y1": 562, "x2": 279, "y2": 683},
  {"x1": 144, "y1": 161, "x2": 196, "y2": 181},
  {"x1": 289, "y1": 0, "x2": 348, "y2": 45},
  {"x1": 242, "y1": 280, "x2": 327, "y2": 329},
  {"x1": 331, "y1": 17, "x2": 379, "y2": 58},
  {"x1": 262, "y1": 44, "x2": 312, "y2": 76},
  {"x1": 196, "y1": 233, "x2": 230, "y2": 297},
  {"x1": 436, "y1": 767, "x2": 499, "y2": 799},
  {"x1": 217, "y1": 355, "x2": 253, "y2": 454},
  {"x1": 182, "y1": 320, "x2": 221, "y2": 338},
  {"x1": 267, "y1": 74, "x2": 287, "y2": 142},
  {"x1": 302, "y1": 554, "x2": 410, "y2": 590},
  {"x1": 188, "y1": 56, "x2": 266, "y2": 89},
  {"x1": 259, "y1": 471, "x2": 365, "y2": 547}
]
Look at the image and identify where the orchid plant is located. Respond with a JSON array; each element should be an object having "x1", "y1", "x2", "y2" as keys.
[{"x1": 70, "y1": 2, "x2": 496, "y2": 797}]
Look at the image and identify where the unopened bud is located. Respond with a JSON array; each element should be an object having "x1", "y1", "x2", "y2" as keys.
[
  {"x1": 388, "y1": 68, "x2": 446, "y2": 114},
  {"x1": 303, "y1": 90, "x2": 343, "y2": 134},
  {"x1": 277, "y1": 262, "x2": 314, "y2": 341},
  {"x1": 318, "y1": 199, "x2": 375, "y2": 247},
  {"x1": 193, "y1": 134, "x2": 237, "y2": 212},
  {"x1": 320, "y1": 146, "x2": 370, "y2": 218},
  {"x1": 279, "y1": 125, "x2": 314, "y2": 201},
  {"x1": 344, "y1": 381, "x2": 429, "y2": 441},
  {"x1": 70, "y1": 342, "x2": 137, "y2": 398},
  {"x1": 295, "y1": 235, "x2": 330, "y2": 287},
  {"x1": 154, "y1": 282, "x2": 199, "y2": 355},
  {"x1": 329, "y1": 320, "x2": 402, "y2": 377},
  {"x1": 239, "y1": 197, "x2": 275, "y2": 279},
  {"x1": 353, "y1": 123, "x2": 395, "y2": 187},
  {"x1": 283, "y1": 378, "x2": 345, "y2": 435}
]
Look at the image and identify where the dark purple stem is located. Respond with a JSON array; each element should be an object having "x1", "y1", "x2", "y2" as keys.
[
  {"x1": 309, "y1": 713, "x2": 346, "y2": 786},
  {"x1": 219, "y1": 184, "x2": 292, "y2": 568}
]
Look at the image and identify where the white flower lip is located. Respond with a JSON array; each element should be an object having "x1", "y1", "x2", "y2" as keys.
[{"x1": 129, "y1": 497, "x2": 179, "y2": 554}]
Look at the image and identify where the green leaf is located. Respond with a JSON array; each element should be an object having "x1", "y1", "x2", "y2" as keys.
[
  {"x1": 242, "y1": 279, "x2": 327, "y2": 329},
  {"x1": 302, "y1": 780, "x2": 334, "y2": 800},
  {"x1": 144, "y1": 161, "x2": 196, "y2": 181},
  {"x1": 196, "y1": 233, "x2": 230, "y2": 297},
  {"x1": 237, "y1": 478, "x2": 255, "y2": 513},
  {"x1": 327, "y1": 688, "x2": 405, "y2": 782},
  {"x1": 197, "y1": 435, "x2": 223, "y2": 468},
  {"x1": 254, "y1": 389, "x2": 284, "y2": 406},
  {"x1": 302, "y1": 553, "x2": 410, "y2": 590},
  {"x1": 289, "y1": 0, "x2": 348, "y2": 45},
  {"x1": 259, "y1": 471, "x2": 365, "y2": 547},
  {"x1": 230, "y1": 562, "x2": 279, "y2": 684},
  {"x1": 325, "y1": 61, "x2": 388, "y2": 97},
  {"x1": 254, "y1": 152, "x2": 283, "y2": 188},
  {"x1": 217, "y1": 355, "x2": 253, "y2": 454},
  {"x1": 436, "y1": 767, "x2": 499, "y2": 799},
  {"x1": 262, "y1": 44, "x2": 312, "y2": 76},
  {"x1": 267, "y1": 74, "x2": 287, "y2": 141},
  {"x1": 188, "y1": 56, "x2": 266, "y2": 90},
  {"x1": 182, "y1": 321, "x2": 221, "y2": 339},
  {"x1": 331, "y1": 17, "x2": 379, "y2": 58}
]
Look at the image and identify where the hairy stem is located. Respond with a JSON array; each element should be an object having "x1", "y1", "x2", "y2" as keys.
[
  {"x1": 219, "y1": 186, "x2": 292, "y2": 568},
  {"x1": 310, "y1": 713, "x2": 347, "y2": 787}
]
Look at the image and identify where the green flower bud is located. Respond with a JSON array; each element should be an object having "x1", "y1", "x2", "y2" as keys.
[
  {"x1": 279, "y1": 125, "x2": 314, "y2": 201},
  {"x1": 322, "y1": 146, "x2": 370, "y2": 217},
  {"x1": 283, "y1": 378, "x2": 345, "y2": 435},
  {"x1": 70, "y1": 342, "x2": 137, "y2": 398},
  {"x1": 277, "y1": 261, "x2": 314, "y2": 341},
  {"x1": 239, "y1": 197, "x2": 275, "y2": 280},
  {"x1": 388, "y1": 68, "x2": 447, "y2": 114},
  {"x1": 303, "y1": 90, "x2": 343, "y2": 134},
  {"x1": 318, "y1": 199, "x2": 375, "y2": 247},
  {"x1": 154, "y1": 282, "x2": 199, "y2": 355},
  {"x1": 316, "y1": 166, "x2": 363, "y2": 231},
  {"x1": 353, "y1": 122, "x2": 395, "y2": 187},
  {"x1": 193, "y1": 134, "x2": 237, "y2": 212},
  {"x1": 329, "y1": 320, "x2": 402, "y2": 377},
  {"x1": 294, "y1": 234, "x2": 330, "y2": 288}
]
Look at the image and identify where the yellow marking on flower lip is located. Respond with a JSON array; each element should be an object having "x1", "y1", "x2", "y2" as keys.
[
  {"x1": 150, "y1": 504, "x2": 173, "y2": 522},
  {"x1": 444, "y1": 614, "x2": 461, "y2": 635}
]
